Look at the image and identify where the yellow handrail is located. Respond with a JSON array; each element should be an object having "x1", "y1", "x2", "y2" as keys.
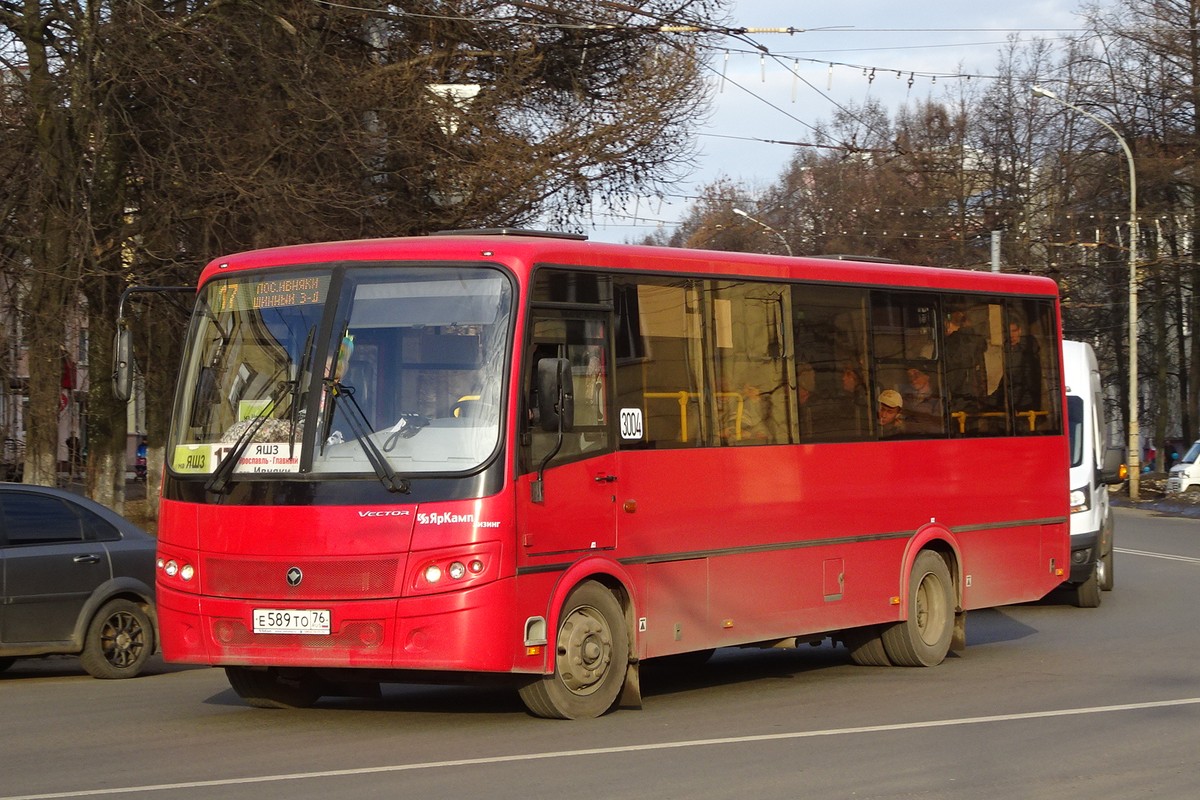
[{"x1": 642, "y1": 391, "x2": 745, "y2": 441}]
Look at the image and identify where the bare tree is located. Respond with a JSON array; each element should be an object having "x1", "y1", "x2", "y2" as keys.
[{"x1": 1, "y1": 0, "x2": 727, "y2": 501}]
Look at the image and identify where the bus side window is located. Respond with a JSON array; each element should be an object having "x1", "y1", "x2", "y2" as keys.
[
  {"x1": 1001, "y1": 299, "x2": 1061, "y2": 435},
  {"x1": 524, "y1": 316, "x2": 612, "y2": 471},
  {"x1": 869, "y1": 291, "x2": 946, "y2": 438},
  {"x1": 791, "y1": 284, "x2": 871, "y2": 443},
  {"x1": 943, "y1": 299, "x2": 998, "y2": 437}
]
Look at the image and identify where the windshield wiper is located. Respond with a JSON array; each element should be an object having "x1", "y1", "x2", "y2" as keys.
[
  {"x1": 205, "y1": 379, "x2": 291, "y2": 495},
  {"x1": 325, "y1": 379, "x2": 410, "y2": 494}
]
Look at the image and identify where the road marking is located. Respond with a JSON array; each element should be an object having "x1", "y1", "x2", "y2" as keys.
[
  {"x1": 6, "y1": 697, "x2": 1200, "y2": 800},
  {"x1": 1115, "y1": 547, "x2": 1200, "y2": 564}
]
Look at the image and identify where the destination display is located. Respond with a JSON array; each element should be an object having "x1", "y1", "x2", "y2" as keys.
[
  {"x1": 211, "y1": 274, "x2": 330, "y2": 314},
  {"x1": 172, "y1": 442, "x2": 303, "y2": 474}
]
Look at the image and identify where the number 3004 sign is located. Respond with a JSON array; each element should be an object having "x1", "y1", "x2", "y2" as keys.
[{"x1": 619, "y1": 408, "x2": 643, "y2": 441}]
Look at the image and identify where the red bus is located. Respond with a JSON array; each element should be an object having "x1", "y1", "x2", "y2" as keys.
[{"x1": 141, "y1": 231, "x2": 1069, "y2": 718}]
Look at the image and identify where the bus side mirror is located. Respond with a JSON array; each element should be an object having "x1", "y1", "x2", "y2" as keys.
[
  {"x1": 537, "y1": 358, "x2": 574, "y2": 433},
  {"x1": 1101, "y1": 446, "x2": 1125, "y2": 484},
  {"x1": 112, "y1": 328, "x2": 134, "y2": 402}
]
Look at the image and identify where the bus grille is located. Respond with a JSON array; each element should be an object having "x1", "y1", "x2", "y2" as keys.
[
  {"x1": 213, "y1": 620, "x2": 385, "y2": 651},
  {"x1": 204, "y1": 557, "x2": 401, "y2": 600}
]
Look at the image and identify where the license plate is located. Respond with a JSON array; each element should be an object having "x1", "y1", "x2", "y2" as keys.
[{"x1": 253, "y1": 608, "x2": 331, "y2": 635}]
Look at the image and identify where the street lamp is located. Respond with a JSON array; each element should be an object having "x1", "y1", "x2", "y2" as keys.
[
  {"x1": 1032, "y1": 84, "x2": 1140, "y2": 501},
  {"x1": 732, "y1": 207, "x2": 793, "y2": 256}
]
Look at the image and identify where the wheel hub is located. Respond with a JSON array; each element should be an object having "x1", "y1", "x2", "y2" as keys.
[{"x1": 556, "y1": 608, "x2": 612, "y2": 695}]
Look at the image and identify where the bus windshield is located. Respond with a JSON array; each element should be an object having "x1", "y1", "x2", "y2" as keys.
[{"x1": 169, "y1": 266, "x2": 512, "y2": 478}]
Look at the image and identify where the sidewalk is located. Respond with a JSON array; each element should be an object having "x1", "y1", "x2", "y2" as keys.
[{"x1": 1111, "y1": 476, "x2": 1200, "y2": 519}]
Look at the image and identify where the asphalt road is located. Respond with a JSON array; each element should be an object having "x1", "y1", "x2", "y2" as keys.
[{"x1": 2, "y1": 506, "x2": 1198, "y2": 800}]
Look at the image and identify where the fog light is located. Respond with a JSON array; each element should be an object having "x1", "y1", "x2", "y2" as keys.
[
  {"x1": 424, "y1": 564, "x2": 443, "y2": 583},
  {"x1": 180, "y1": 564, "x2": 195, "y2": 582}
]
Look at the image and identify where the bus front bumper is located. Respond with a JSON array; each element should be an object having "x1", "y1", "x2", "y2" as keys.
[{"x1": 157, "y1": 579, "x2": 522, "y2": 673}]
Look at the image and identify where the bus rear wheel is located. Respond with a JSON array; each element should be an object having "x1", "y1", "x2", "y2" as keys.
[
  {"x1": 519, "y1": 580, "x2": 629, "y2": 720},
  {"x1": 225, "y1": 666, "x2": 322, "y2": 709},
  {"x1": 882, "y1": 550, "x2": 955, "y2": 667},
  {"x1": 843, "y1": 625, "x2": 892, "y2": 666}
]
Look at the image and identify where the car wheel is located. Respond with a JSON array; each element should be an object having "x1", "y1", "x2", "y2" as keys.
[{"x1": 80, "y1": 599, "x2": 154, "y2": 679}]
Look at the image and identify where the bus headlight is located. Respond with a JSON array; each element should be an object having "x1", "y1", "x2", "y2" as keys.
[
  {"x1": 410, "y1": 542, "x2": 500, "y2": 595},
  {"x1": 158, "y1": 555, "x2": 196, "y2": 583}
]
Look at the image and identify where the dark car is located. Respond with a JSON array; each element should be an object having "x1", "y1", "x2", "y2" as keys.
[{"x1": 0, "y1": 483, "x2": 157, "y2": 678}]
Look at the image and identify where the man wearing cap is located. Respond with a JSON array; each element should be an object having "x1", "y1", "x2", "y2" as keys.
[{"x1": 877, "y1": 389, "x2": 904, "y2": 437}]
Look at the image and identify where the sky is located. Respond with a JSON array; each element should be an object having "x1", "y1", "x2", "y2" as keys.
[{"x1": 581, "y1": 0, "x2": 1092, "y2": 244}]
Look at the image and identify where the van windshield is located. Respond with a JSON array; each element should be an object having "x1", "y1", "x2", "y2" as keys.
[
  {"x1": 1067, "y1": 395, "x2": 1084, "y2": 467},
  {"x1": 1180, "y1": 441, "x2": 1200, "y2": 465}
]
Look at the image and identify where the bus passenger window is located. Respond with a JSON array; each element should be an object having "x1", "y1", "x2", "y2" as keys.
[
  {"x1": 791, "y1": 284, "x2": 870, "y2": 442},
  {"x1": 999, "y1": 299, "x2": 1061, "y2": 435},
  {"x1": 943, "y1": 302, "x2": 993, "y2": 436},
  {"x1": 870, "y1": 291, "x2": 946, "y2": 438}
]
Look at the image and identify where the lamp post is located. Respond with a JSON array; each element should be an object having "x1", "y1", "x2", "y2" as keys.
[
  {"x1": 1032, "y1": 85, "x2": 1140, "y2": 501},
  {"x1": 732, "y1": 207, "x2": 793, "y2": 256}
]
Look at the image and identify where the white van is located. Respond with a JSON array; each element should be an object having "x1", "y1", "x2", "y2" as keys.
[
  {"x1": 1062, "y1": 340, "x2": 1123, "y2": 608},
  {"x1": 1166, "y1": 440, "x2": 1200, "y2": 493}
]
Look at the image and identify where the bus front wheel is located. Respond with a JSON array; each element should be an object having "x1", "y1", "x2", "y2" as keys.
[
  {"x1": 519, "y1": 580, "x2": 629, "y2": 720},
  {"x1": 225, "y1": 666, "x2": 322, "y2": 709},
  {"x1": 882, "y1": 550, "x2": 955, "y2": 667}
]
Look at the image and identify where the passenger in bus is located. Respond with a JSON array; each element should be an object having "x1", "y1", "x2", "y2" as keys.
[
  {"x1": 877, "y1": 389, "x2": 905, "y2": 437},
  {"x1": 901, "y1": 363, "x2": 944, "y2": 434},
  {"x1": 1006, "y1": 320, "x2": 1042, "y2": 411},
  {"x1": 944, "y1": 310, "x2": 986, "y2": 408},
  {"x1": 797, "y1": 363, "x2": 826, "y2": 439},
  {"x1": 834, "y1": 361, "x2": 870, "y2": 437}
]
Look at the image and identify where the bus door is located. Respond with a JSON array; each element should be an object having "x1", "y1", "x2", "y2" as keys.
[{"x1": 518, "y1": 310, "x2": 617, "y2": 557}]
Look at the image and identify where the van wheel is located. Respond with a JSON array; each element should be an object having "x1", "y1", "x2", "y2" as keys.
[
  {"x1": 1100, "y1": 516, "x2": 1115, "y2": 591},
  {"x1": 1074, "y1": 567, "x2": 1101, "y2": 608},
  {"x1": 226, "y1": 666, "x2": 322, "y2": 708},
  {"x1": 80, "y1": 599, "x2": 154, "y2": 679},
  {"x1": 882, "y1": 551, "x2": 955, "y2": 667},
  {"x1": 519, "y1": 581, "x2": 629, "y2": 719}
]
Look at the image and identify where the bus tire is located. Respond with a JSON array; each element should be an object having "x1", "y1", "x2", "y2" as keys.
[
  {"x1": 519, "y1": 580, "x2": 629, "y2": 720},
  {"x1": 882, "y1": 550, "x2": 955, "y2": 667},
  {"x1": 843, "y1": 625, "x2": 892, "y2": 666},
  {"x1": 80, "y1": 599, "x2": 154, "y2": 679},
  {"x1": 225, "y1": 666, "x2": 322, "y2": 709},
  {"x1": 1074, "y1": 567, "x2": 1101, "y2": 608}
]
